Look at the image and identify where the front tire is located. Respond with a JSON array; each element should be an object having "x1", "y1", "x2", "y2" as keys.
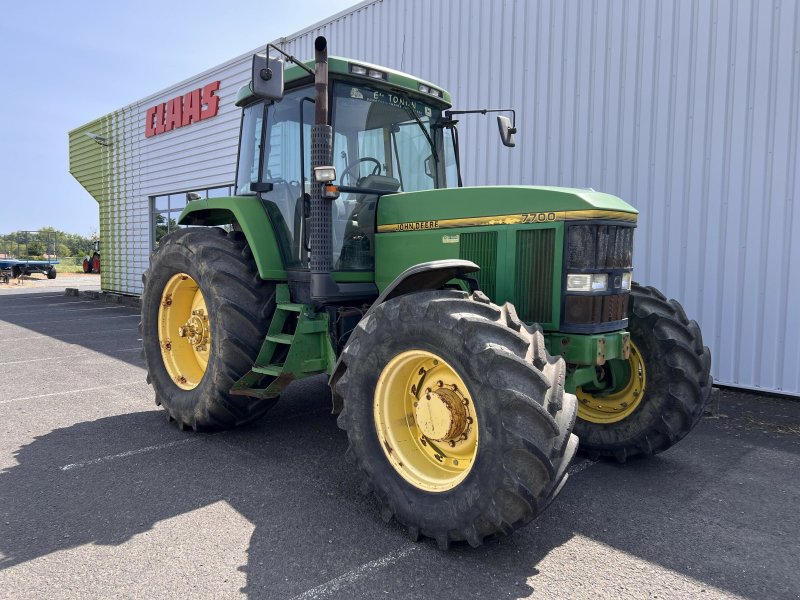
[
  {"x1": 574, "y1": 283, "x2": 712, "y2": 461},
  {"x1": 335, "y1": 290, "x2": 578, "y2": 548},
  {"x1": 47, "y1": 266, "x2": 57, "y2": 279},
  {"x1": 140, "y1": 227, "x2": 277, "y2": 431}
]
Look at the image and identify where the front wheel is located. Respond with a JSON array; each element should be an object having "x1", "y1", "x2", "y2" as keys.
[
  {"x1": 574, "y1": 283, "x2": 712, "y2": 461},
  {"x1": 335, "y1": 290, "x2": 578, "y2": 548},
  {"x1": 47, "y1": 267, "x2": 57, "y2": 279},
  {"x1": 140, "y1": 227, "x2": 277, "y2": 431}
]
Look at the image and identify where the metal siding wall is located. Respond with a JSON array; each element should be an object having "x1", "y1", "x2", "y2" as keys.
[
  {"x1": 83, "y1": 0, "x2": 799, "y2": 395},
  {"x1": 280, "y1": 0, "x2": 800, "y2": 395}
]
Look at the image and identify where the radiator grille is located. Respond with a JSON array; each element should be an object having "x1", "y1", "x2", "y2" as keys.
[
  {"x1": 514, "y1": 229, "x2": 556, "y2": 323},
  {"x1": 567, "y1": 224, "x2": 634, "y2": 269},
  {"x1": 459, "y1": 232, "x2": 497, "y2": 299}
]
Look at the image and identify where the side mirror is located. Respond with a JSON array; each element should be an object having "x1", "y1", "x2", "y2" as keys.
[
  {"x1": 251, "y1": 52, "x2": 284, "y2": 100},
  {"x1": 497, "y1": 115, "x2": 517, "y2": 148}
]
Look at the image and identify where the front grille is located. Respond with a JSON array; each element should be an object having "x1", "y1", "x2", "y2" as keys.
[
  {"x1": 514, "y1": 229, "x2": 555, "y2": 323},
  {"x1": 459, "y1": 231, "x2": 497, "y2": 299},
  {"x1": 564, "y1": 222, "x2": 635, "y2": 330},
  {"x1": 567, "y1": 224, "x2": 633, "y2": 269},
  {"x1": 565, "y1": 294, "x2": 629, "y2": 324}
]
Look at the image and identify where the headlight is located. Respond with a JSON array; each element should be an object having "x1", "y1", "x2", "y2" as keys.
[
  {"x1": 621, "y1": 272, "x2": 632, "y2": 290},
  {"x1": 566, "y1": 273, "x2": 608, "y2": 292}
]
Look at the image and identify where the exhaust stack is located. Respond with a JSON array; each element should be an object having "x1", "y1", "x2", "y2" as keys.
[{"x1": 309, "y1": 36, "x2": 334, "y2": 301}]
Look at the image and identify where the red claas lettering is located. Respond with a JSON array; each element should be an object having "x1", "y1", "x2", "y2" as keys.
[{"x1": 144, "y1": 81, "x2": 220, "y2": 137}]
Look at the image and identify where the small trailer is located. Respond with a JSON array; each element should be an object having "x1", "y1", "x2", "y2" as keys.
[{"x1": 0, "y1": 231, "x2": 59, "y2": 282}]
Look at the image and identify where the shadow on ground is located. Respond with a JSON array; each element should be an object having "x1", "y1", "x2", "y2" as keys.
[
  {"x1": 0, "y1": 292, "x2": 142, "y2": 368},
  {"x1": 1, "y1": 379, "x2": 798, "y2": 599}
]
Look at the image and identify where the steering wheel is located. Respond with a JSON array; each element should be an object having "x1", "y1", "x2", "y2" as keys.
[{"x1": 341, "y1": 157, "x2": 382, "y2": 186}]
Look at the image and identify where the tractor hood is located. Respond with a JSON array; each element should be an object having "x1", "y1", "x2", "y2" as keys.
[{"x1": 376, "y1": 186, "x2": 637, "y2": 233}]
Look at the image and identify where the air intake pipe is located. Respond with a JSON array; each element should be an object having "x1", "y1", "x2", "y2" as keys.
[{"x1": 309, "y1": 36, "x2": 334, "y2": 300}]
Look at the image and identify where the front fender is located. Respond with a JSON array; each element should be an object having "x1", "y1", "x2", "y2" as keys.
[
  {"x1": 328, "y1": 259, "x2": 479, "y2": 412},
  {"x1": 178, "y1": 196, "x2": 287, "y2": 280}
]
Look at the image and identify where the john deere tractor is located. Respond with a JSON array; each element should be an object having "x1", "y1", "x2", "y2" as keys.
[{"x1": 141, "y1": 37, "x2": 712, "y2": 548}]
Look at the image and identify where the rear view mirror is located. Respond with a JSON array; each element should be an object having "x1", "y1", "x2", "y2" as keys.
[
  {"x1": 497, "y1": 115, "x2": 516, "y2": 148},
  {"x1": 252, "y1": 53, "x2": 284, "y2": 100}
]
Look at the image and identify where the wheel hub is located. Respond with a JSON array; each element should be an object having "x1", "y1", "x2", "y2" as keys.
[
  {"x1": 178, "y1": 309, "x2": 209, "y2": 351},
  {"x1": 416, "y1": 385, "x2": 469, "y2": 442}
]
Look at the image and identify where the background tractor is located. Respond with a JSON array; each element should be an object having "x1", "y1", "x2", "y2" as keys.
[
  {"x1": 140, "y1": 37, "x2": 711, "y2": 548},
  {"x1": 82, "y1": 239, "x2": 100, "y2": 273}
]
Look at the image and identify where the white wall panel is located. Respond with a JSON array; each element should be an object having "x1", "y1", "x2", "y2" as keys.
[{"x1": 100, "y1": 0, "x2": 800, "y2": 395}]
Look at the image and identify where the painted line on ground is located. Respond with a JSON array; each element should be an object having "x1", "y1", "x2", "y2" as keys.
[
  {"x1": 0, "y1": 347, "x2": 141, "y2": 366},
  {"x1": 0, "y1": 298, "x2": 92, "y2": 308},
  {"x1": 290, "y1": 545, "x2": 418, "y2": 600},
  {"x1": 0, "y1": 380, "x2": 143, "y2": 405},
  {"x1": 0, "y1": 305, "x2": 130, "y2": 319},
  {"x1": 0, "y1": 326, "x2": 139, "y2": 343},
  {"x1": 0, "y1": 293, "x2": 68, "y2": 300},
  {"x1": 0, "y1": 304, "x2": 127, "y2": 317},
  {"x1": 60, "y1": 438, "x2": 200, "y2": 471},
  {"x1": 0, "y1": 313, "x2": 139, "y2": 329}
]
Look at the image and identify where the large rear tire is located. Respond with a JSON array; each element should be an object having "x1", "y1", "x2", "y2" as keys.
[
  {"x1": 574, "y1": 283, "x2": 712, "y2": 461},
  {"x1": 140, "y1": 227, "x2": 277, "y2": 431},
  {"x1": 335, "y1": 290, "x2": 578, "y2": 548}
]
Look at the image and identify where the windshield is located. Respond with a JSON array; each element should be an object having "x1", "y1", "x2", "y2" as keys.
[
  {"x1": 329, "y1": 82, "x2": 457, "y2": 271},
  {"x1": 332, "y1": 82, "x2": 456, "y2": 192}
]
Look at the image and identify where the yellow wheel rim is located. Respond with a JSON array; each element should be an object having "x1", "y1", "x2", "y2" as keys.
[
  {"x1": 577, "y1": 341, "x2": 646, "y2": 424},
  {"x1": 374, "y1": 350, "x2": 478, "y2": 493},
  {"x1": 157, "y1": 273, "x2": 211, "y2": 390}
]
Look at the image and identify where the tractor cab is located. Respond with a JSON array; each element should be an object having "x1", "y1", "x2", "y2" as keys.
[{"x1": 234, "y1": 58, "x2": 459, "y2": 274}]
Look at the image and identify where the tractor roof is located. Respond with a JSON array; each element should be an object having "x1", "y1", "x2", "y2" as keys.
[{"x1": 236, "y1": 56, "x2": 452, "y2": 107}]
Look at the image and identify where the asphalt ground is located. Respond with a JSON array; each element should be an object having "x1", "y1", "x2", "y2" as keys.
[{"x1": 0, "y1": 284, "x2": 798, "y2": 599}]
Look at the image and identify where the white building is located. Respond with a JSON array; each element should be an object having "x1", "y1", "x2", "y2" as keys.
[{"x1": 69, "y1": 0, "x2": 800, "y2": 396}]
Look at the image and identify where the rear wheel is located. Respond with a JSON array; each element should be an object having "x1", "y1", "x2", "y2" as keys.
[
  {"x1": 140, "y1": 227, "x2": 277, "y2": 431},
  {"x1": 335, "y1": 290, "x2": 578, "y2": 548},
  {"x1": 574, "y1": 283, "x2": 712, "y2": 461},
  {"x1": 92, "y1": 253, "x2": 100, "y2": 274},
  {"x1": 83, "y1": 258, "x2": 92, "y2": 273}
]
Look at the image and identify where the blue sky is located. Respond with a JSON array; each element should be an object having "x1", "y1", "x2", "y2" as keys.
[{"x1": 0, "y1": 0, "x2": 359, "y2": 237}]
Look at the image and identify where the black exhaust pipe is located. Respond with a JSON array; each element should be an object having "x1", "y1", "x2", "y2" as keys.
[
  {"x1": 310, "y1": 36, "x2": 333, "y2": 301},
  {"x1": 306, "y1": 36, "x2": 378, "y2": 306}
]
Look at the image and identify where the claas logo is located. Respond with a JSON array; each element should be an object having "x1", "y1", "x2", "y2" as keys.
[{"x1": 145, "y1": 81, "x2": 220, "y2": 138}]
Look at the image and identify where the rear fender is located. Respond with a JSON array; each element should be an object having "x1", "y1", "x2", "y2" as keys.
[
  {"x1": 178, "y1": 196, "x2": 286, "y2": 280},
  {"x1": 328, "y1": 259, "x2": 479, "y2": 413}
]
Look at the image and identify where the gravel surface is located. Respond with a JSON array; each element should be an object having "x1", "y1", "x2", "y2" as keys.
[{"x1": 0, "y1": 288, "x2": 798, "y2": 599}]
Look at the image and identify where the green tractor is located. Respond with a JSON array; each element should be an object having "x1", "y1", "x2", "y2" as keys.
[{"x1": 140, "y1": 37, "x2": 711, "y2": 548}]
